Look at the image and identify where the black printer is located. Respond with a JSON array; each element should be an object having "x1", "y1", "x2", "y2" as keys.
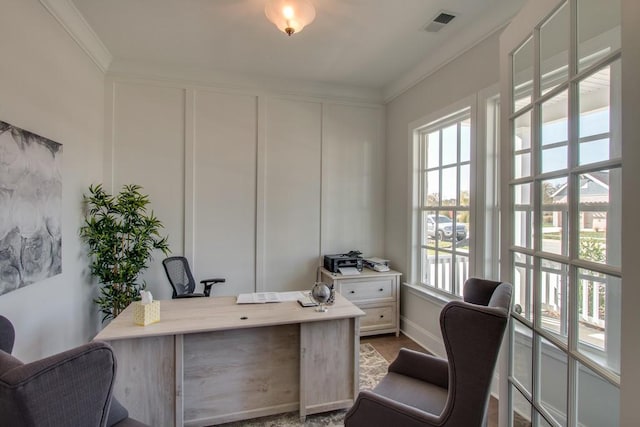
[{"x1": 324, "y1": 252, "x2": 364, "y2": 273}]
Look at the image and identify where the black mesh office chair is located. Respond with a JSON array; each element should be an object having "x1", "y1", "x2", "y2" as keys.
[{"x1": 162, "y1": 256, "x2": 225, "y2": 298}]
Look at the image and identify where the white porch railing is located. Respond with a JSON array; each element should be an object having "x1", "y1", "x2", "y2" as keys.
[
  {"x1": 539, "y1": 268, "x2": 605, "y2": 329},
  {"x1": 424, "y1": 256, "x2": 469, "y2": 294}
]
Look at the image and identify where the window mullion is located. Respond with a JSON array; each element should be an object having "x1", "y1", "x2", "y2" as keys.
[{"x1": 566, "y1": 1, "x2": 579, "y2": 425}]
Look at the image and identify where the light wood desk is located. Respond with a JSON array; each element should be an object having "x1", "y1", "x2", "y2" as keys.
[{"x1": 94, "y1": 293, "x2": 365, "y2": 427}]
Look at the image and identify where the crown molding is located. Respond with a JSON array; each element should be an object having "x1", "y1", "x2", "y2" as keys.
[
  {"x1": 39, "y1": 0, "x2": 112, "y2": 73},
  {"x1": 382, "y1": 0, "x2": 525, "y2": 103},
  {"x1": 107, "y1": 59, "x2": 385, "y2": 105}
]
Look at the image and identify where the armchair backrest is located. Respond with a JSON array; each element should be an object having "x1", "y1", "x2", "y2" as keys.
[
  {"x1": 0, "y1": 341, "x2": 116, "y2": 427},
  {"x1": 439, "y1": 278, "x2": 512, "y2": 426},
  {"x1": 0, "y1": 316, "x2": 15, "y2": 354},
  {"x1": 162, "y1": 256, "x2": 196, "y2": 297}
]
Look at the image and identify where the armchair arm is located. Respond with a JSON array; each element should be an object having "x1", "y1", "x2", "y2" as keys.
[
  {"x1": 388, "y1": 348, "x2": 449, "y2": 389},
  {"x1": 0, "y1": 341, "x2": 115, "y2": 427},
  {"x1": 344, "y1": 390, "x2": 442, "y2": 427},
  {"x1": 201, "y1": 278, "x2": 225, "y2": 297}
]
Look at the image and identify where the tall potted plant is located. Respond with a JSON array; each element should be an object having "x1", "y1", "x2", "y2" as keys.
[{"x1": 80, "y1": 184, "x2": 170, "y2": 321}]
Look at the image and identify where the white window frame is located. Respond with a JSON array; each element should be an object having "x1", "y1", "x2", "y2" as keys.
[{"x1": 407, "y1": 90, "x2": 500, "y2": 300}]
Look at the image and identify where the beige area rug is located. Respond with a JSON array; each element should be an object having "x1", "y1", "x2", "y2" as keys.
[{"x1": 217, "y1": 343, "x2": 388, "y2": 427}]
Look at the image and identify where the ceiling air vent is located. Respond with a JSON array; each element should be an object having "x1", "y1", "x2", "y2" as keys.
[{"x1": 424, "y1": 11, "x2": 457, "y2": 33}]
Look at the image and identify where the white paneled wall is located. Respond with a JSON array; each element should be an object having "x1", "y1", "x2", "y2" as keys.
[
  {"x1": 193, "y1": 90, "x2": 257, "y2": 295},
  {"x1": 110, "y1": 82, "x2": 186, "y2": 299},
  {"x1": 322, "y1": 103, "x2": 385, "y2": 256},
  {"x1": 263, "y1": 98, "x2": 322, "y2": 292},
  {"x1": 107, "y1": 78, "x2": 385, "y2": 298}
]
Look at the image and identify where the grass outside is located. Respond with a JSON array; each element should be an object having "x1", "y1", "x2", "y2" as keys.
[{"x1": 542, "y1": 229, "x2": 605, "y2": 240}]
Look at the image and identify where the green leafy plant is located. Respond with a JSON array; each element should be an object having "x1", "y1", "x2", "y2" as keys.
[{"x1": 80, "y1": 184, "x2": 170, "y2": 321}]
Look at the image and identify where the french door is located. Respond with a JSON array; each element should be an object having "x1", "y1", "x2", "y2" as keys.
[{"x1": 501, "y1": 0, "x2": 622, "y2": 426}]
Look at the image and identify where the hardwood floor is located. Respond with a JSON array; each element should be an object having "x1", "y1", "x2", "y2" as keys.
[{"x1": 362, "y1": 333, "x2": 499, "y2": 427}]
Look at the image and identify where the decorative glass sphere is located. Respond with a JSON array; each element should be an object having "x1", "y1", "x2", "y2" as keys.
[{"x1": 311, "y1": 283, "x2": 331, "y2": 304}]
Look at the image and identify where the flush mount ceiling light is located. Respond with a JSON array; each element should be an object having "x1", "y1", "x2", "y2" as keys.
[{"x1": 265, "y1": 0, "x2": 316, "y2": 36}]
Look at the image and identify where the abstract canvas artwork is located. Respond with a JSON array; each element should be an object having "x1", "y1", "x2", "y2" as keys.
[{"x1": 0, "y1": 120, "x2": 62, "y2": 296}]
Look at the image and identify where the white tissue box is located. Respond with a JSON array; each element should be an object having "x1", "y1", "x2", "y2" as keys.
[{"x1": 133, "y1": 300, "x2": 160, "y2": 326}]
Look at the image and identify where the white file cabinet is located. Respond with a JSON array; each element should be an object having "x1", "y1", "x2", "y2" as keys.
[{"x1": 320, "y1": 267, "x2": 401, "y2": 337}]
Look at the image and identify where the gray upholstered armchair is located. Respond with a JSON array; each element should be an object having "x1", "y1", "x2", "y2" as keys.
[
  {"x1": 344, "y1": 278, "x2": 512, "y2": 427},
  {"x1": 0, "y1": 315, "x2": 147, "y2": 427}
]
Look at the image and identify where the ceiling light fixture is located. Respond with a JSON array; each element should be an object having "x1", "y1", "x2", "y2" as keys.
[{"x1": 265, "y1": 0, "x2": 316, "y2": 36}]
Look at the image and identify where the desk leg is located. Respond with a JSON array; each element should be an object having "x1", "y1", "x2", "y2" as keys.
[
  {"x1": 175, "y1": 334, "x2": 184, "y2": 427},
  {"x1": 300, "y1": 318, "x2": 357, "y2": 417},
  {"x1": 110, "y1": 335, "x2": 176, "y2": 426},
  {"x1": 353, "y1": 317, "x2": 361, "y2": 399}
]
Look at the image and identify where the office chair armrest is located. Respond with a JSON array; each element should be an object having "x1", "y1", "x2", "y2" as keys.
[
  {"x1": 201, "y1": 278, "x2": 225, "y2": 297},
  {"x1": 0, "y1": 341, "x2": 115, "y2": 426},
  {"x1": 344, "y1": 390, "x2": 442, "y2": 427},
  {"x1": 175, "y1": 293, "x2": 206, "y2": 298},
  {"x1": 201, "y1": 278, "x2": 226, "y2": 285},
  {"x1": 388, "y1": 348, "x2": 449, "y2": 389}
]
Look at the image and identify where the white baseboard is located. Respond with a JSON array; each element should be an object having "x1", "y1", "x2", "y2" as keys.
[{"x1": 400, "y1": 315, "x2": 446, "y2": 358}]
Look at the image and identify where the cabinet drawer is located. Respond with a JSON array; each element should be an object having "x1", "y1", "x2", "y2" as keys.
[
  {"x1": 360, "y1": 305, "x2": 396, "y2": 331},
  {"x1": 341, "y1": 278, "x2": 395, "y2": 302}
]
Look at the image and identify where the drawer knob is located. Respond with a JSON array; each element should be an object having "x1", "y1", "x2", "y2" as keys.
[
  {"x1": 379, "y1": 315, "x2": 384, "y2": 318},
  {"x1": 379, "y1": 288, "x2": 384, "y2": 292},
  {"x1": 350, "y1": 290, "x2": 355, "y2": 294}
]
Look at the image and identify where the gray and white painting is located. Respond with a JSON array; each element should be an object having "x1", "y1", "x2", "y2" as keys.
[{"x1": 0, "y1": 120, "x2": 62, "y2": 295}]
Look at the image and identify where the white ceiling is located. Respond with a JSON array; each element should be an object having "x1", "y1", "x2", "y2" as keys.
[{"x1": 68, "y1": 0, "x2": 525, "y2": 99}]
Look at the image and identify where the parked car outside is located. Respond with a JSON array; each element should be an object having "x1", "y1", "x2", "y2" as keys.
[{"x1": 426, "y1": 214, "x2": 467, "y2": 241}]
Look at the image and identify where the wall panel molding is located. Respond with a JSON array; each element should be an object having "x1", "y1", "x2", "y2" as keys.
[
  {"x1": 255, "y1": 96, "x2": 267, "y2": 292},
  {"x1": 107, "y1": 77, "x2": 386, "y2": 297},
  {"x1": 184, "y1": 89, "x2": 196, "y2": 262}
]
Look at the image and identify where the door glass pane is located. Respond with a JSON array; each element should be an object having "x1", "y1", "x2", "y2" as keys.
[
  {"x1": 577, "y1": 269, "x2": 620, "y2": 374},
  {"x1": 541, "y1": 91, "x2": 568, "y2": 146},
  {"x1": 540, "y1": 2, "x2": 569, "y2": 95},
  {"x1": 512, "y1": 386, "x2": 532, "y2": 427},
  {"x1": 513, "y1": 37, "x2": 534, "y2": 111},
  {"x1": 538, "y1": 337, "x2": 567, "y2": 425},
  {"x1": 514, "y1": 182, "x2": 532, "y2": 205},
  {"x1": 577, "y1": 362, "x2": 620, "y2": 426},
  {"x1": 515, "y1": 153, "x2": 532, "y2": 180},
  {"x1": 535, "y1": 413, "x2": 553, "y2": 427},
  {"x1": 578, "y1": 168, "x2": 621, "y2": 267},
  {"x1": 513, "y1": 252, "x2": 533, "y2": 320},
  {"x1": 514, "y1": 183, "x2": 533, "y2": 250},
  {"x1": 514, "y1": 112, "x2": 532, "y2": 179},
  {"x1": 541, "y1": 177, "x2": 567, "y2": 256},
  {"x1": 514, "y1": 210, "x2": 533, "y2": 249},
  {"x1": 579, "y1": 63, "x2": 621, "y2": 165},
  {"x1": 541, "y1": 91, "x2": 568, "y2": 173},
  {"x1": 515, "y1": 111, "x2": 532, "y2": 150},
  {"x1": 578, "y1": 0, "x2": 621, "y2": 72},
  {"x1": 512, "y1": 320, "x2": 533, "y2": 393},
  {"x1": 540, "y1": 260, "x2": 568, "y2": 342}
]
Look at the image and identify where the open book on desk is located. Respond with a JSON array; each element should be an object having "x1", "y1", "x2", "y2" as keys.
[{"x1": 236, "y1": 291, "x2": 309, "y2": 304}]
